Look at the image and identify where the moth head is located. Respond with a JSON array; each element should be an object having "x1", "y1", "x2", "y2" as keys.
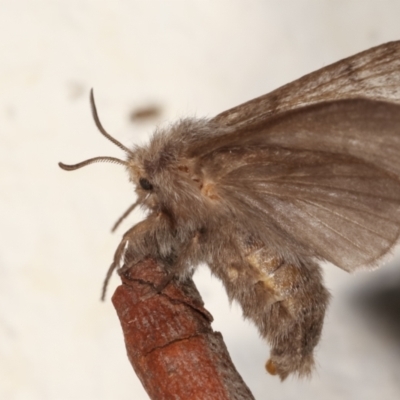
[
  {"x1": 125, "y1": 118, "x2": 215, "y2": 223},
  {"x1": 59, "y1": 90, "x2": 210, "y2": 230}
]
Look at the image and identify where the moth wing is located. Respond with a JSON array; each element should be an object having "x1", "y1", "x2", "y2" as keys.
[
  {"x1": 197, "y1": 99, "x2": 400, "y2": 272},
  {"x1": 212, "y1": 41, "x2": 400, "y2": 128},
  {"x1": 195, "y1": 99, "x2": 400, "y2": 180},
  {"x1": 216, "y1": 150, "x2": 400, "y2": 272}
]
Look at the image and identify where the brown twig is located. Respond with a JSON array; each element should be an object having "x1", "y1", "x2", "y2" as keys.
[{"x1": 112, "y1": 257, "x2": 255, "y2": 400}]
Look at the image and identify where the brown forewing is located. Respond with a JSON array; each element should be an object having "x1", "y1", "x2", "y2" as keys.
[{"x1": 212, "y1": 41, "x2": 400, "y2": 128}]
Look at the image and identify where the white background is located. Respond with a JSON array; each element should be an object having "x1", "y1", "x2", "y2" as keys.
[{"x1": 1, "y1": 1, "x2": 400, "y2": 399}]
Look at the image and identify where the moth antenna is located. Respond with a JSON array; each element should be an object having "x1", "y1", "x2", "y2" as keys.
[
  {"x1": 111, "y1": 199, "x2": 141, "y2": 232},
  {"x1": 58, "y1": 156, "x2": 128, "y2": 171},
  {"x1": 90, "y1": 89, "x2": 134, "y2": 155}
]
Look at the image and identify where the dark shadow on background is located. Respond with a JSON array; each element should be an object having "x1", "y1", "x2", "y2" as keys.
[{"x1": 348, "y1": 260, "x2": 400, "y2": 351}]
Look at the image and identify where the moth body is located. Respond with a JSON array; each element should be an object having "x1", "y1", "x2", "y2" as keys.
[{"x1": 112, "y1": 116, "x2": 332, "y2": 379}]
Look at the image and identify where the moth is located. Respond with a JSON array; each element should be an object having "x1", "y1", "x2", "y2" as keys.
[{"x1": 59, "y1": 41, "x2": 400, "y2": 380}]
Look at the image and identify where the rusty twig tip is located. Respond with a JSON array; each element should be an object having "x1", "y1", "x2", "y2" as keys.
[{"x1": 111, "y1": 258, "x2": 255, "y2": 400}]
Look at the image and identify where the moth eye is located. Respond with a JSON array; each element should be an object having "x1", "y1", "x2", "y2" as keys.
[{"x1": 139, "y1": 177, "x2": 153, "y2": 191}]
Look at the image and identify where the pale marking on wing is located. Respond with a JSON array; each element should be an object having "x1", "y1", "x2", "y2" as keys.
[{"x1": 201, "y1": 181, "x2": 220, "y2": 201}]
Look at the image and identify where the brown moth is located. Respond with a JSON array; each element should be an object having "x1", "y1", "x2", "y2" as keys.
[{"x1": 59, "y1": 41, "x2": 400, "y2": 380}]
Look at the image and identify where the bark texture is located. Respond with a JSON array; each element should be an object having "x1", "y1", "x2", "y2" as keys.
[{"x1": 112, "y1": 258, "x2": 255, "y2": 400}]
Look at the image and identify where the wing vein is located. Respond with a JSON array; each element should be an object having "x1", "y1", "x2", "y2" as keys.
[
  {"x1": 295, "y1": 203, "x2": 366, "y2": 252},
  {"x1": 258, "y1": 180, "x2": 400, "y2": 203},
  {"x1": 298, "y1": 198, "x2": 393, "y2": 241}
]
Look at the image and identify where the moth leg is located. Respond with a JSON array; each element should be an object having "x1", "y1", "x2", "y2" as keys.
[
  {"x1": 109, "y1": 211, "x2": 204, "y2": 293},
  {"x1": 247, "y1": 251, "x2": 330, "y2": 380},
  {"x1": 102, "y1": 212, "x2": 174, "y2": 298},
  {"x1": 148, "y1": 227, "x2": 205, "y2": 293}
]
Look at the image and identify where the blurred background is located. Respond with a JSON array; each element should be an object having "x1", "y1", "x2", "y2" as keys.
[{"x1": 1, "y1": 1, "x2": 400, "y2": 399}]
